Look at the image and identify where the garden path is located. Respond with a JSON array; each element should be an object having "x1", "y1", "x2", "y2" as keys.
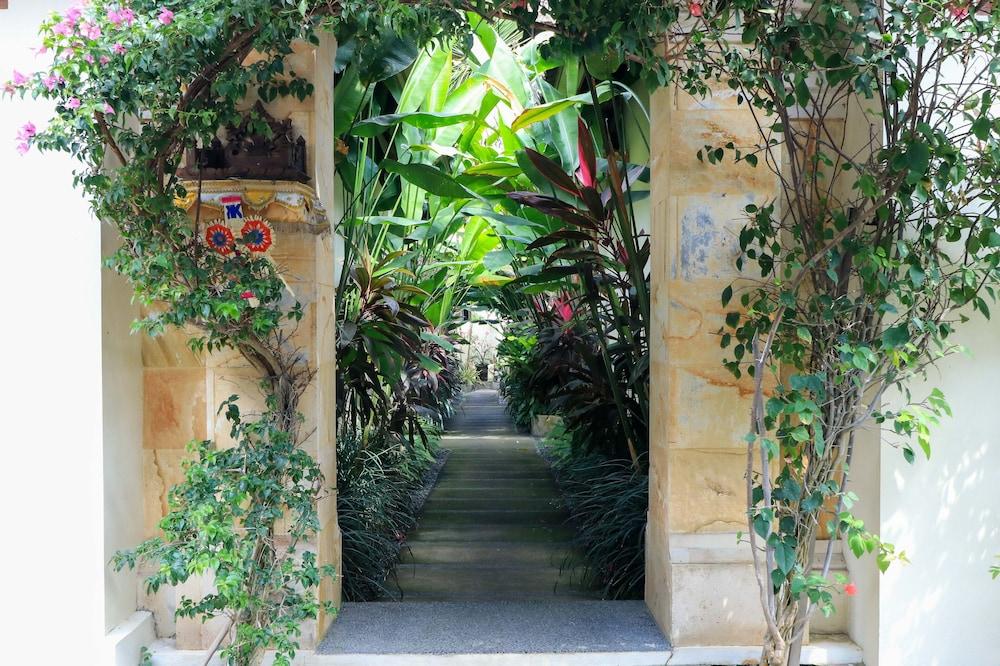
[{"x1": 394, "y1": 388, "x2": 596, "y2": 601}]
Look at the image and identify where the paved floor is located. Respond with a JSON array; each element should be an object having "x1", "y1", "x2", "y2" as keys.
[
  {"x1": 393, "y1": 389, "x2": 594, "y2": 601},
  {"x1": 316, "y1": 600, "x2": 669, "y2": 654}
]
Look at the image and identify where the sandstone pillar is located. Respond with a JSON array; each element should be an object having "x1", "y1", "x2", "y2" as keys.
[{"x1": 646, "y1": 83, "x2": 778, "y2": 645}]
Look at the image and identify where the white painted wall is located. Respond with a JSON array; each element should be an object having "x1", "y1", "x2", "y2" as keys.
[
  {"x1": 102, "y1": 222, "x2": 144, "y2": 633},
  {"x1": 0, "y1": 2, "x2": 147, "y2": 662},
  {"x1": 0, "y1": 2, "x2": 104, "y2": 663},
  {"x1": 874, "y1": 314, "x2": 1000, "y2": 665}
]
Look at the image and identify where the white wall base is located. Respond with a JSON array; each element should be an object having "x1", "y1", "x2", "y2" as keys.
[
  {"x1": 105, "y1": 611, "x2": 156, "y2": 666},
  {"x1": 666, "y1": 638, "x2": 863, "y2": 665}
]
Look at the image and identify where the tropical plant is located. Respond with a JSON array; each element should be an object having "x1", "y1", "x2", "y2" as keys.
[
  {"x1": 496, "y1": 327, "x2": 546, "y2": 429},
  {"x1": 337, "y1": 424, "x2": 441, "y2": 601},
  {"x1": 542, "y1": 423, "x2": 648, "y2": 599},
  {"x1": 113, "y1": 398, "x2": 331, "y2": 665},
  {"x1": 506, "y1": 114, "x2": 650, "y2": 468}
]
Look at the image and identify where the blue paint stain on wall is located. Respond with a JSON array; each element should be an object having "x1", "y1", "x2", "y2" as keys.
[{"x1": 680, "y1": 205, "x2": 719, "y2": 280}]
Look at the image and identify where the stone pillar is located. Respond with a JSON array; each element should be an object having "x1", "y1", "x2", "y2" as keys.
[
  {"x1": 312, "y1": 32, "x2": 342, "y2": 638},
  {"x1": 140, "y1": 35, "x2": 340, "y2": 650},
  {"x1": 141, "y1": 180, "x2": 338, "y2": 648},
  {"x1": 646, "y1": 82, "x2": 777, "y2": 645}
]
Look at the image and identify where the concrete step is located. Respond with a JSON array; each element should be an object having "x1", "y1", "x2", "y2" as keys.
[
  {"x1": 441, "y1": 464, "x2": 552, "y2": 480},
  {"x1": 405, "y1": 524, "x2": 576, "y2": 543},
  {"x1": 416, "y1": 508, "x2": 566, "y2": 528},
  {"x1": 399, "y1": 540, "x2": 582, "y2": 566},
  {"x1": 423, "y1": 497, "x2": 562, "y2": 511},
  {"x1": 394, "y1": 564, "x2": 593, "y2": 599},
  {"x1": 429, "y1": 485, "x2": 557, "y2": 499},
  {"x1": 433, "y1": 476, "x2": 557, "y2": 489}
]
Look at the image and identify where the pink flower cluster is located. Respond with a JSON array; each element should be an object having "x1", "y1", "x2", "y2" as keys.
[
  {"x1": 158, "y1": 8, "x2": 175, "y2": 25},
  {"x1": 106, "y1": 7, "x2": 136, "y2": 27},
  {"x1": 16, "y1": 122, "x2": 36, "y2": 156},
  {"x1": 42, "y1": 73, "x2": 64, "y2": 91}
]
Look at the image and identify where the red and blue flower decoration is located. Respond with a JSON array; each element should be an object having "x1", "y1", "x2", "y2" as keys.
[
  {"x1": 205, "y1": 223, "x2": 235, "y2": 255},
  {"x1": 240, "y1": 217, "x2": 273, "y2": 253},
  {"x1": 204, "y1": 195, "x2": 274, "y2": 255}
]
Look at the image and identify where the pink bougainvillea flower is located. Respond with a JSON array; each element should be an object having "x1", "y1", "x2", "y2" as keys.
[
  {"x1": 79, "y1": 21, "x2": 101, "y2": 40},
  {"x1": 100, "y1": 55, "x2": 110, "y2": 65},
  {"x1": 206, "y1": 224, "x2": 235, "y2": 254},
  {"x1": 11, "y1": 70, "x2": 29, "y2": 87},
  {"x1": 119, "y1": 7, "x2": 136, "y2": 26},
  {"x1": 83, "y1": 53, "x2": 95, "y2": 64},
  {"x1": 689, "y1": 0, "x2": 704, "y2": 16},
  {"x1": 240, "y1": 290, "x2": 255, "y2": 300},
  {"x1": 52, "y1": 19, "x2": 74, "y2": 36},
  {"x1": 158, "y1": 8, "x2": 175, "y2": 25},
  {"x1": 16, "y1": 141, "x2": 30, "y2": 155},
  {"x1": 67, "y1": 97, "x2": 81, "y2": 109},
  {"x1": 241, "y1": 218, "x2": 273, "y2": 253},
  {"x1": 103, "y1": 102, "x2": 115, "y2": 115},
  {"x1": 106, "y1": 8, "x2": 123, "y2": 25},
  {"x1": 112, "y1": 42, "x2": 127, "y2": 55},
  {"x1": 17, "y1": 122, "x2": 37, "y2": 141},
  {"x1": 844, "y1": 582, "x2": 858, "y2": 597},
  {"x1": 64, "y1": 5, "x2": 83, "y2": 24},
  {"x1": 33, "y1": 45, "x2": 49, "y2": 56},
  {"x1": 43, "y1": 74, "x2": 61, "y2": 91}
]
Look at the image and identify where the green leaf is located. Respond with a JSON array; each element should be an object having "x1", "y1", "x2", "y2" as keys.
[
  {"x1": 416, "y1": 353, "x2": 443, "y2": 373},
  {"x1": 774, "y1": 539, "x2": 796, "y2": 575},
  {"x1": 881, "y1": 324, "x2": 910, "y2": 349},
  {"x1": 511, "y1": 99, "x2": 578, "y2": 132},
  {"x1": 382, "y1": 160, "x2": 479, "y2": 200},
  {"x1": 972, "y1": 117, "x2": 991, "y2": 141},
  {"x1": 350, "y1": 112, "x2": 477, "y2": 137},
  {"x1": 419, "y1": 331, "x2": 456, "y2": 351}
]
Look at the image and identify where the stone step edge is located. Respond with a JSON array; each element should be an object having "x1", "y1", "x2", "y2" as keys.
[{"x1": 147, "y1": 638, "x2": 863, "y2": 665}]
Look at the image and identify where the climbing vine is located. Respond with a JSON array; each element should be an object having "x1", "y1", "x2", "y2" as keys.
[{"x1": 679, "y1": 0, "x2": 1000, "y2": 663}]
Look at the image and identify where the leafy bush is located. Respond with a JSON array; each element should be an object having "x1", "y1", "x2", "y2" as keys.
[
  {"x1": 542, "y1": 423, "x2": 647, "y2": 599},
  {"x1": 337, "y1": 424, "x2": 441, "y2": 601},
  {"x1": 497, "y1": 329, "x2": 547, "y2": 430}
]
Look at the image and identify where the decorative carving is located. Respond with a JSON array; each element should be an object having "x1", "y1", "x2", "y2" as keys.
[{"x1": 180, "y1": 101, "x2": 308, "y2": 182}]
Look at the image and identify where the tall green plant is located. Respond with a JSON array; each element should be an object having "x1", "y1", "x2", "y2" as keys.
[{"x1": 506, "y1": 112, "x2": 651, "y2": 467}]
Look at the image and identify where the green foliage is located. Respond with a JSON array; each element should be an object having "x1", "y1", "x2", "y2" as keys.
[
  {"x1": 337, "y1": 425, "x2": 441, "y2": 601},
  {"x1": 542, "y1": 423, "x2": 647, "y2": 599},
  {"x1": 497, "y1": 328, "x2": 546, "y2": 430},
  {"x1": 113, "y1": 398, "x2": 335, "y2": 666},
  {"x1": 497, "y1": 112, "x2": 651, "y2": 467},
  {"x1": 7, "y1": 4, "x2": 337, "y2": 663}
]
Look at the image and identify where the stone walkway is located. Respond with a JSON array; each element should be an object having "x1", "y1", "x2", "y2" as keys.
[
  {"x1": 394, "y1": 389, "x2": 594, "y2": 601},
  {"x1": 317, "y1": 392, "x2": 670, "y2": 659}
]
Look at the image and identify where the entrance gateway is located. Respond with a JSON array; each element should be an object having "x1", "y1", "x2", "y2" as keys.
[{"x1": 133, "y1": 37, "x2": 863, "y2": 664}]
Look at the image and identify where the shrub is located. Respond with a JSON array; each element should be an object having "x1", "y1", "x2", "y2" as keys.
[
  {"x1": 542, "y1": 423, "x2": 647, "y2": 599},
  {"x1": 337, "y1": 423, "x2": 440, "y2": 601}
]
